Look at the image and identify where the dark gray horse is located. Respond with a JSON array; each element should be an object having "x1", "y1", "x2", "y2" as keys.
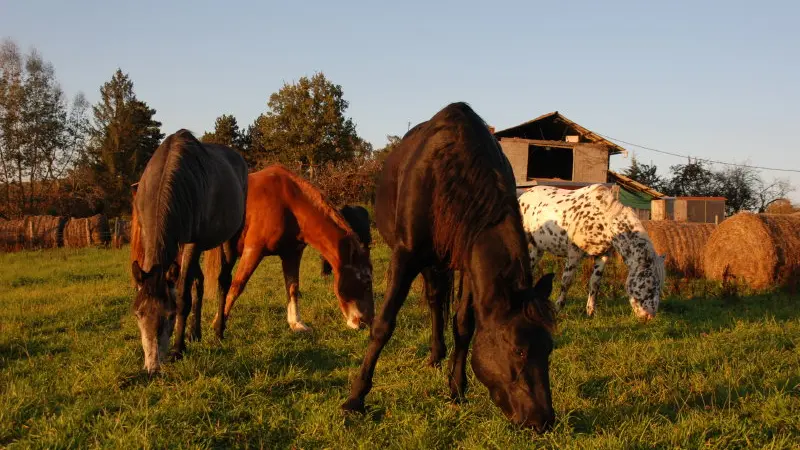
[{"x1": 130, "y1": 129, "x2": 247, "y2": 374}]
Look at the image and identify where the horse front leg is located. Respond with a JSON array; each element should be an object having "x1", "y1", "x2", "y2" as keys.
[
  {"x1": 586, "y1": 254, "x2": 609, "y2": 317},
  {"x1": 214, "y1": 246, "x2": 263, "y2": 338},
  {"x1": 556, "y1": 246, "x2": 582, "y2": 311},
  {"x1": 421, "y1": 266, "x2": 452, "y2": 368},
  {"x1": 282, "y1": 246, "x2": 310, "y2": 332},
  {"x1": 171, "y1": 244, "x2": 201, "y2": 360},
  {"x1": 448, "y1": 272, "x2": 474, "y2": 401},
  {"x1": 342, "y1": 248, "x2": 419, "y2": 414}
]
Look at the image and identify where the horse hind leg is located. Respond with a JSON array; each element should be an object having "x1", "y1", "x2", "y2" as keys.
[
  {"x1": 188, "y1": 266, "x2": 204, "y2": 342},
  {"x1": 422, "y1": 266, "x2": 452, "y2": 368},
  {"x1": 448, "y1": 271, "x2": 474, "y2": 401},
  {"x1": 586, "y1": 254, "x2": 608, "y2": 317},
  {"x1": 556, "y1": 246, "x2": 582, "y2": 311}
]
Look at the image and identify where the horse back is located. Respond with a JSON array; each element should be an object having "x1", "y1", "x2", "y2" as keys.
[
  {"x1": 376, "y1": 102, "x2": 518, "y2": 267},
  {"x1": 135, "y1": 132, "x2": 247, "y2": 263}
]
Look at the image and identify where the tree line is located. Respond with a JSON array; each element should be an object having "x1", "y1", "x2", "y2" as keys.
[
  {"x1": 2, "y1": 37, "x2": 793, "y2": 220},
  {"x1": 622, "y1": 156, "x2": 793, "y2": 215},
  {"x1": 0, "y1": 39, "x2": 381, "y2": 219}
]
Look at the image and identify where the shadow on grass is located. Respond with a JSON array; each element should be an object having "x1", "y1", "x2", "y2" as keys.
[
  {"x1": 0, "y1": 338, "x2": 69, "y2": 365},
  {"x1": 567, "y1": 373, "x2": 800, "y2": 436},
  {"x1": 556, "y1": 292, "x2": 800, "y2": 348}
]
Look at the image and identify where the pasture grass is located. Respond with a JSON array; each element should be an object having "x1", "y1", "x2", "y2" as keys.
[{"x1": 1, "y1": 242, "x2": 798, "y2": 449}]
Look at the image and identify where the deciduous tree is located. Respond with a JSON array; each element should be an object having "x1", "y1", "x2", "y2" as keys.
[{"x1": 252, "y1": 72, "x2": 365, "y2": 177}]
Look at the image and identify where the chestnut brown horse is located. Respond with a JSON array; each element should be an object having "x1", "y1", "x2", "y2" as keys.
[{"x1": 205, "y1": 164, "x2": 375, "y2": 336}]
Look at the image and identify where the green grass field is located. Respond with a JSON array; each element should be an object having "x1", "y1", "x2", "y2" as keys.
[{"x1": 1, "y1": 241, "x2": 798, "y2": 449}]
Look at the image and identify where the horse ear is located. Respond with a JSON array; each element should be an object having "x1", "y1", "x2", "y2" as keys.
[
  {"x1": 533, "y1": 273, "x2": 555, "y2": 300},
  {"x1": 132, "y1": 261, "x2": 145, "y2": 284}
]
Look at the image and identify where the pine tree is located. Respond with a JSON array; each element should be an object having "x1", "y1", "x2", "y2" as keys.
[{"x1": 87, "y1": 69, "x2": 163, "y2": 214}]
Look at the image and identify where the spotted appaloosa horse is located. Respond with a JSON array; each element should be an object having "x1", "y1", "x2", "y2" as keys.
[{"x1": 518, "y1": 184, "x2": 666, "y2": 321}]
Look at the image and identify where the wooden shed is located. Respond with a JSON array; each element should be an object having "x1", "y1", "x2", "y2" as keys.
[
  {"x1": 494, "y1": 111, "x2": 627, "y2": 188},
  {"x1": 651, "y1": 197, "x2": 726, "y2": 224}
]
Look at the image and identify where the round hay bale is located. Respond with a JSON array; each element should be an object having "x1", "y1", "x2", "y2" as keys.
[
  {"x1": 0, "y1": 218, "x2": 26, "y2": 251},
  {"x1": 703, "y1": 212, "x2": 800, "y2": 290},
  {"x1": 88, "y1": 214, "x2": 111, "y2": 246},
  {"x1": 64, "y1": 214, "x2": 111, "y2": 248},
  {"x1": 63, "y1": 218, "x2": 88, "y2": 248},
  {"x1": 643, "y1": 220, "x2": 716, "y2": 278},
  {"x1": 24, "y1": 215, "x2": 68, "y2": 248}
]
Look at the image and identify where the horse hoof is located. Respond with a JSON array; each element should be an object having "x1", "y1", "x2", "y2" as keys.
[
  {"x1": 187, "y1": 331, "x2": 201, "y2": 342},
  {"x1": 426, "y1": 355, "x2": 445, "y2": 368},
  {"x1": 341, "y1": 398, "x2": 366, "y2": 414},
  {"x1": 168, "y1": 350, "x2": 184, "y2": 362},
  {"x1": 448, "y1": 386, "x2": 466, "y2": 403},
  {"x1": 290, "y1": 322, "x2": 312, "y2": 333},
  {"x1": 213, "y1": 318, "x2": 226, "y2": 339}
]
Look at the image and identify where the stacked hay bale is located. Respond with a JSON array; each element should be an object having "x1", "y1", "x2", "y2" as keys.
[
  {"x1": 24, "y1": 215, "x2": 68, "y2": 248},
  {"x1": 63, "y1": 214, "x2": 111, "y2": 248},
  {"x1": 703, "y1": 212, "x2": 800, "y2": 290},
  {"x1": 643, "y1": 220, "x2": 716, "y2": 278},
  {"x1": 0, "y1": 218, "x2": 27, "y2": 251}
]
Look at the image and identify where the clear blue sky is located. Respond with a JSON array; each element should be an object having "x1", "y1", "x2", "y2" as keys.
[{"x1": 3, "y1": 0, "x2": 799, "y2": 200}]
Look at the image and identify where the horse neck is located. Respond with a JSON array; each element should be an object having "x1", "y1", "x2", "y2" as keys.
[
  {"x1": 466, "y1": 215, "x2": 531, "y2": 320},
  {"x1": 292, "y1": 198, "x2": 354, "y2": 271},
  {"x1": 141, "y1": 216, "x2": 180, "y2": 269},
  {"x1": 609, "y1": 211, "x2": 652, "y2": 269}
]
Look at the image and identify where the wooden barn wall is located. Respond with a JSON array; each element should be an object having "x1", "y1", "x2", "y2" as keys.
[
  {"x1": 651, "y1": 199, "x2": 666, "y2": 220},
  {"x1": 499, "y1": 139, "x2": 529, "y2": 185},
  {"x1": 572, "y1": 144, "x2": 608, "y2": 183}
]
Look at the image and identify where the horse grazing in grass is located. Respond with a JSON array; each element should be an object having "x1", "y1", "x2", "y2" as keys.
[
  {"x1": 341, "y1": 102, "x2": 557, "y2": 432},
  {"x1": 321, "y1": 205, "x2": 371, "y2": 276},
  {"x1": 518, "y1": 184, "x2": 666, "y2": 321},
  {"x1": 205, "y1": 164, "x2": 374, "y2": 336},
  {"x1": 130, "y1": 130, "x2": 247, "y2": 374}
]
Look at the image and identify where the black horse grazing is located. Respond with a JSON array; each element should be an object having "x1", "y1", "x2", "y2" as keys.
[
  {"x1": 341, "y1": 102, "x2": 557, "y2": 432},
  {"x1": 321, "y1": 205, "x2": 372, "y2": 276}
]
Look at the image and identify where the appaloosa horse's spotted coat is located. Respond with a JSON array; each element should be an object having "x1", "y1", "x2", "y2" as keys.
[{"x1": 518, "y1": 184, "x2": 665, "y2": 321}]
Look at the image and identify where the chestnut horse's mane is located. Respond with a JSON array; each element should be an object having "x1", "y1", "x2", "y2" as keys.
[{"x1": 264, "y1": 164, "x2": 358, "y2": 239}]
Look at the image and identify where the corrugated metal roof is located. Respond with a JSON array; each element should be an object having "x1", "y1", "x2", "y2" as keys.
[{"x1": 607, "y1": 171, "x2": 665, "y2": 198}]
